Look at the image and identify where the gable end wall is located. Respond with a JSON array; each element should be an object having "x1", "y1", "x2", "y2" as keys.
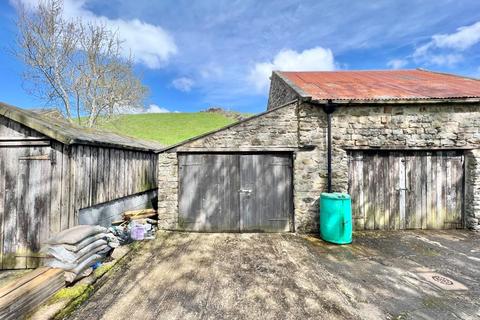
[
  {"x1": 157, "y1": 101, "x2": 300, "y2": 229},
  {"x1": 267, "y1": 73, "x2": 300, "y2": 110}
]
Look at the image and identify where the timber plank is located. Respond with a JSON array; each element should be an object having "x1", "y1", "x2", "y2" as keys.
[
  {"x1": 119, "y1": 149, "x2": 125, "y2": 198},
  {"x1": 398, "y1": 153, "x2": 406, "y2": 229},
  {"x1": 49, "y1": 143, "x2": 62, "y2": 235},
  {"x1": 364, "y1": 153, "x2": 375, "y2": 230},
  {"x1": 97, "y1": 148, "x2": 105, "y2": 203},
  {"x1": 0, "y1": 268, "x2": 63, "y2": 305},
  {"x1": 0, "y1": 268, "x2": 64, "y2": 320},
  {"x1": 374, "y1": 153, "x2": 385, "y2": 229},
  {"x1": 420, "y1": 154, "x2": 427, "y2": 229},
  {"x1": 0, "y1": 148, "x2": 5, "y2": 267},
  {"x1": 0, "y1": 267, "x2": 49, "y2": 298},
  {"x1": 436, "y1": 151, "x2": 446, "y2": 229},
  {"x1": 90, "y1": 147, "x2": 98, "y2": 205},
  {"x1": 383, "y1": 153, "x2": 390, "y2": 230},
  {"x1": 3, "y1": 147, "x2": 21, "y2": 269}
]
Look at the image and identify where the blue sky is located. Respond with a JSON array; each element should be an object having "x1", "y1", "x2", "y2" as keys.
[{"x1": 1, "y1": 0, "x2": 480, "y2": 113}]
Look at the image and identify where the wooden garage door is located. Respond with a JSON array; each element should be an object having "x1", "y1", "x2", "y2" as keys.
[
  {"x1": 348, "y1": 150, "x2": 464, "y2": 230},
  {"x1": 178, "y1": 153, "x2": 292, "y2": 232}
]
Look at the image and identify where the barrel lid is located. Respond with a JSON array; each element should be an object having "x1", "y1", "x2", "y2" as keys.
[{"x1": 320, "y1": 192, "x2": 351, "y2": 200}]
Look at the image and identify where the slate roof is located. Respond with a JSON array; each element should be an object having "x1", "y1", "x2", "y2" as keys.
[
  {"x1": 276, "y1": 69, "x2": 480, "y2": 103},
  {"x1": 0, "y1": 102, "x2": 163, "y2": 152}
]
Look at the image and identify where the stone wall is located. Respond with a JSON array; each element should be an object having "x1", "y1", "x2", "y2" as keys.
[
  {"x1": 267, "y1": 73, "x2": 300, "y2": 110},
  {"x1": 157, "y1": 101, "x2": 300, "y2": 230},
  {"x1": 157, "y1": 152, "x2": 179, "y2": 229},
  {"x1": 295, "y1": 102, "x2": 480, "y2": 231},
  {"x1": 465, "y1": 150, "x2": 480, "y2": 230},
  {"x1": 176, "y1": 101, "x2": 299, "y2": 150},
  {"x1": 157, "y1": 96, "x2": 480, "y2": 232}
]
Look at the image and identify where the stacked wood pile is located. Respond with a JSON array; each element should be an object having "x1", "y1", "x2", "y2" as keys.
[
  {"x1": 0, "y1": 267, "x2": 64, "y2": 320},
  {"x1": 113, "y1": 208, "x2": 158, "y2": 224}
]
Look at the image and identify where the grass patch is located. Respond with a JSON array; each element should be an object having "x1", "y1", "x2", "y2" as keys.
[{"x1": 98, "y1": 112, "x2": 245, "y2": 146}]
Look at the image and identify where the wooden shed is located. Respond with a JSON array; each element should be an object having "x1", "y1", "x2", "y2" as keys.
[{"x1": 0, "y1": 102, "x2": 161, "y2": 269}]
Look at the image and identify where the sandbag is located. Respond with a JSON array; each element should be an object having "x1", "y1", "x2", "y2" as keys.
[
  {"x1": 71, "y1": 254, "x2": 103, "y2": 275},
  {"x1": 65, "y1": 267, "x2": 93, "y2": 283},
  {"x1": 42, "y1": 245, "x2": 77, "y2": 263},
  {"x1": 44, "y1": 245, "x2": 109, "y2": 270},
  {"x1": 43, "y1": 239, "x2": 108, "y2": 264},
  {"x1": 59, "y1": 233, "x2": 109, "y2": 252},
  {"x1": 46, "y1": 225, "x2": 107, "y2": 245}
]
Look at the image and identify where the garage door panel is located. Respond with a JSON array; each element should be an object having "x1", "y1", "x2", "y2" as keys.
[
  {"x1": 349, "y1": 150, "x2": 464, "y2": 230},
  {"x1": 405, "y1": 153, "x2": 423, "y2": 229},
  {"x1": 179, "y1": 154, "x2": 240, "y2": 231},
  {"x1": 271, "y1": 156, "x2": 292, "y2": 231},
  {"x1": 240, "y1": 154, "x2": 291, "y2": 232},
  {"x1": 363, "y1": 153, "x2": 374, "y2": 230},
  {"x1": 261, "y1": 154, "x2": 291, "y2": 232},
  {"x1": 179, "y1": 153, "x2": 292, "y2": 232},
  {"x1": 178, "y1": 155, "x2": 203, "y2": 227},
  {"x1": 388, "y1": 153, "x2": 400, "y2": 230},
  {"x1": 350, "y1": 152, "x2": 365, "y2": 229},
  {"x1": 445, "y1": 153, "x2": 464, "y2": 228}
]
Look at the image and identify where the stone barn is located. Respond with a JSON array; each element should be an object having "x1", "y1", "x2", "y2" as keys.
[
  {"x1": 0, "y1": 103, "x2": 161, "y2": 269},
  {"x1": 157, "y1": 69, "x2": 480, "y2": 233}
]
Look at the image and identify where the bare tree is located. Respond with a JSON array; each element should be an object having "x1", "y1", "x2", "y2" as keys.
[{"x1": 14, "y1": 0, "x2": 147, "y2": 127}]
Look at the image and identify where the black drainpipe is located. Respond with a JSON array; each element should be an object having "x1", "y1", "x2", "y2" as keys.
[{"x1": 323, "y1": 100, "x2": 337, "y2": 193}]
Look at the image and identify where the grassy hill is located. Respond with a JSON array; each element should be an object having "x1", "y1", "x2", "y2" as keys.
[{"x1": 99, "y1": 112, "x2": 250, "y2": 146}]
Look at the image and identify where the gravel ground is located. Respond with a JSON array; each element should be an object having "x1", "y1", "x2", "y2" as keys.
[{"x1": 67, "y1": 230, "x2": 480, "y2": 320}]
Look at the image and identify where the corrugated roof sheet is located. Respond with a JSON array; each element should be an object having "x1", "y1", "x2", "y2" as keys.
[
  {"x1": 0, "y1": 102, "x2": 163, "y2": 152},
  {"x1": 277, "y1": 69, "x2": 480, "y2": 102}
]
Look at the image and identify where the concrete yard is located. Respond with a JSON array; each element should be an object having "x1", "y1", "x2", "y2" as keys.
[{"x1": 68, "y1": 231, "x2": 480, "y2": 320}]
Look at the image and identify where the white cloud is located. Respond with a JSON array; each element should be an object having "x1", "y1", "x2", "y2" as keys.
[
  {"x1": 387, "y1": 59, "x2": 408, "y2": 69},
  {"x1": 12, "y1": 0, "x2": 177, "y2": 69},
  {"x1": 143, "y1": 104, "x2": 171, "y2": 113},
  {"x1": 171, "y1": 77, "x2": 194, "y2": 92},
  {"x1": 118, "y1": 104, "x2": 172, "y2": 114},
  {"x1": 430, "y1": 21, "x2": 480, "y2": 51},
  {"x1": 248, "y1": 47, "x2": 335, "y2": 92},
  {"x1": 429, "y1": 54, "x2": 463, "y2": 66},
  {"x1": 412, "y1": 21, "x2": 480, "y2": 66},
  {"x1": 199, "y1": 63, "x2": 223, "y2": 79}
]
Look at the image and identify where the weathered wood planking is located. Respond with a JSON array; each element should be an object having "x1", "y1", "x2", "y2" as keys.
[
  {"x1": 348, "y1": 150, "x2": 464, "y2": 230},
  {"x1": 0, "y1": 267, "x2": 65, "y2": 320},
  {"x1": 178, "y1": 153, "x2": 292, "y2": 232},
  {"x1": 0, "y1": 115, "x2": 159, "y2": 270},
  {"x1": 69, "y1": 145, "x2": 158, "y2": 213}
]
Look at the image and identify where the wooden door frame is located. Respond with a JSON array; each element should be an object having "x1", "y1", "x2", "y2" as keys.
[
  {"x1": 347, "y1": 149, "x2": 466, "y2": 230},
  {"x1": 177, "y1": 152, "x2": 294, "y2": 232}
]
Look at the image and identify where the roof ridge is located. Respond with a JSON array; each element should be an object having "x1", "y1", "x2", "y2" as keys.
[
  {"x1": 277, "y1": 69, "x2": 419, "y2": 74},
  {"x1": 416, "y1": 68, "x2": 480, "y2": 81},
  {"x1": 0, "y1": 102, "x2": 163, "y2": 152}
]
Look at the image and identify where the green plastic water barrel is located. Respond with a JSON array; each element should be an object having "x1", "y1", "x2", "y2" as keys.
[{"x1": 320, "y1": 193, "x2": 352, "y2": 244}]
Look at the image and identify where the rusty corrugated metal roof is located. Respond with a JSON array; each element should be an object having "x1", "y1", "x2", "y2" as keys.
[{"x1": 277, "y1": 69, "x2": 480, "y2": 102}]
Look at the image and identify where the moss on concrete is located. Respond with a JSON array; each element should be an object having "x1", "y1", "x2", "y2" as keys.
[
  {"x1": 93, "y1": 264, "x2": 113, "y2": 278},
  {"x1": 52, "y1": 285, "x2": 94, "y2": 320},
  {"x1": 50, "y1": 285, "x2": 93, "y2": 304}
]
